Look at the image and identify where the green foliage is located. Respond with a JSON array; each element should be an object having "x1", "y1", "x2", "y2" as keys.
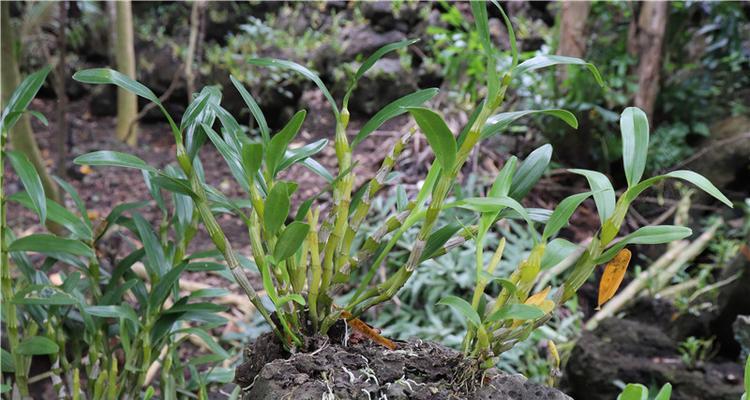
[
  {"x1": 617, "y1": 383, "x2": 672, "y2": 400},
  {"x1": 678, "y1": 336, "x2": 716, "y2": 368}
]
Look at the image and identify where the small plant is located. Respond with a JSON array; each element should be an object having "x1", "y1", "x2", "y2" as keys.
[
  {"x1": 1, "y1": 69, "x2": 236, "y2": 397},
  {"x1": 617, "y1": 383, "x2": 672, "y2": 400},
  {"x1": 678, "y1": 336, "x2": 716, "y2": 368}
]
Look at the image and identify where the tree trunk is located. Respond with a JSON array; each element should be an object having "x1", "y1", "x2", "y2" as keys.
[
  {"x1": 556, "y1": 1, "x2": 591, "y2": 82},
  {"x1": 185, "y1": 0, "x2": 205, "y2": 102},
  {"x1": 1, "y1": 2, "x2": 61, "y2": 203},
  {"x1": 54, "y1": 1, "x2": 69, "y2": 178},
  {"x1": 114, "y1": 0, "x2": 138, "y2": 146},
  {"x1": 629, "y1": 1, "x2": 669, "y2": 121}
]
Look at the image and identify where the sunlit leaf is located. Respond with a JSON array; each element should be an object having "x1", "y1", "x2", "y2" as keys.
[{"x1": 513, "y1": 55, "x2": 604, "y2": 86}]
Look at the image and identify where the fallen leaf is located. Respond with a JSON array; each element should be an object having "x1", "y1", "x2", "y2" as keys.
[
  {"x1": 80, "y1": 165, "x2": 93, "y2": 175},
  {"x1": 597, "y1": 248, "x2": 632, "y2": 309},
  {"x1": 340, "y1": 310, "x2": 397, "y2": 350}
]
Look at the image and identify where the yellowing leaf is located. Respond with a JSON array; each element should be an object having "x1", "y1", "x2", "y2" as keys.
[
  {"x1": 597, "y1": 248, "x2": 631, "y2": 309},
  {"x1": 547, "y1": 340, "x2": 560, "y2": 369},
  {"x1": 512, "y1": 287, "x2": 555, "y2": 328},
  {"x1": 79, "y1": 165, "x2": 93, "y2": 175}
]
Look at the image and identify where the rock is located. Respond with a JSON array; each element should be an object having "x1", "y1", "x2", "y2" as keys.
[
  {"x1": 566, "y1": 317, "x2": 745, "y2": 400},
  {"x1": 237, "y1": 335, "x2": 571, "y2": 399},
  {"x1": 346, "y1": 58, "x2": 418, "y2": 116},
  {"x1": 340, "y1": 26, "x2": 407, "y2": 61},
  {"x1": 734, "y1": 315, "x2": 750, "y2": 358}
]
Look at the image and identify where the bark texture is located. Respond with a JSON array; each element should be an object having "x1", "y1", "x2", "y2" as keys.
[
  {"x1": 1, "y1": 2, "x2": 61, "y2": 203},
  {"x1": 556, "y1": 2, "x2": 591, "y2": 82},
  {"x1": 629, "y1": 2, "x2": 669, "y2": 121},
  {"x1": 114, "y1": 0, "x2": 138, "y2": 146}
]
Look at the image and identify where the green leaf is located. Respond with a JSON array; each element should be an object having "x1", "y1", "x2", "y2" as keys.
[
  {"x1": 9, "y1": 234, "x2": 93, "y2": 258},
  {"x1": 456, "y1": 196, "x2": 533, "y2": 228},
  {"x1": 13, "y1": 286, "x2": 78, "y2": 305},
  {"x1": 74, "y1": 151, "x2": 157, "y2": 173},
  {"x1": 481, "y1": 109, "x2": 578, "y2": 140},
  {"x1": 266, "y1": 110, "x2": 306, "y2": 176},
  {"x1": 513, "y1": 55, "x2": 605, "y2": 86},
  {"x1": 540, "y1": 238, "x2": 579, "y2": 270},
  {"x1": 509, "y1": 144, "x2": 552, "y2": 200},
  {"x1": 437, "y1": 295, "x2": 481, "y2": 326},
  {"x1": 568, "y1": 169, "x2": 615, "y2": 222},
  {"x1": 149, "y1": 263, "x2": 190, "y2": 311},
  {"x1": 542, "y1": 192, "x2": 593, "y2": 241},
  {"x1": 264, "y1": 184, "x2": 290, "y2": 235},
  {"x1": 85, "y1": 305, "x2": 139, "y2": 325},
  {"x1": 248, "y1": 58, "x2": 339, "y2": 118},
  {"x1": 273, "y1": 222, "x2": 310, "y2": 261},
  {"x1": 6, "y1": 150, "x2": 47, "y2": 224},
  {"x1": 488, "y1": 156, "x2": 518, "y2": 198},
  {"x1": 406, "y1": 107, "x2": 457, "y2": 170},
  {"x1": 9, "y1": 192, "x2": 92, "y2": 240},
  {"x1": 654, "y1": 383, "x2": 672, "y2": 400},
  {"x1": 150, "y1": 175, "x2": 197, "y2": 198},
  {"x1": 490, "y1": 0, "x2": 518, "y2": 67},
  {"x1": 241, "y1": 142, "x2": 264, "y2": 177},
  {"x1": 624, "y1": 170, "x2": 732, "y2": 208},
  {"x1": 598, "y1": 225, "x2": 693, "y2": 263},
  {"x1": 1, "y1": 349, "x2": 14, "y2": 373},
  {"x1": 276, "y1": 294, "x2": 306, "y2": 307},
  {"x1": 74, "y1": 68, "x2": 160, "y2": 104},
  {"x1": 620, "y1": 107, "x2": 650, "y2": 187},
  {"x1": 1, "y1": 66, "x2": 51, "y2": 133},
  {"x1": 230, "y1": 75, "x2": 270, "y2": 143},
  {"x1": 421, "y1": 223, "x2": 462, "y2": 262},
  {"x1": 53, "y1": 176, "x2": 92, "y2": 229},
  {"x1": 133, "y1": 213, "x2": 168, "y2": 277},
  {"x1": 344, "y1": 38, "x2": 419, "y2": 107},
  {"x1": 353, "y1": 88, "x2": 438, "y2": 148},
  {"x1": 487, "y1": 304, "x2": 545, "y2": 322},
  {"x1": 278, "y1": 139, "x2": 328, "y2": 172},
  {"x1": 173, "y1": 327, "x2": 229, "y2": 358},
  {"x1": 664, "y1": 170, "x2": 732, "y2": 207},
  {"x1": 617, "y1": 384, "x2": 649, "y2": 400},
  {"x1": 16, "y1": 336, "x2": 59, "y2": 356},
  {"x1": 201, "y1": 123, "x2": 251, "y2": 192}
]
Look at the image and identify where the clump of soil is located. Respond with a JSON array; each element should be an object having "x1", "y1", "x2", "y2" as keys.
[{"x1": 236, "y1": 332, "x2": 570, "y2": 400}]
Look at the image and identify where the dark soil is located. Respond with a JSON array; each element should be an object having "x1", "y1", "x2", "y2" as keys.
[{"x1": 235, "y1": 332, "x2": 571, "y2": 400}]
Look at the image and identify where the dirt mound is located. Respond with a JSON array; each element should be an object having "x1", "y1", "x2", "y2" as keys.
[{"x1": 236, "y1": 333, "x2": 571, "y2": 399}]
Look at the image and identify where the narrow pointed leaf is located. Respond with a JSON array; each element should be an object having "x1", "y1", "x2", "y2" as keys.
[
  {"x1": 273, "y1": 222, "x2": 310, "y2": 261},
  {"x1": 509, "y1": 144, "x2": 552, "y2": 200},
  {"x1": 248, "y1": 58, "x2": 339, "y2": 118},
  {"x1": 344, "y1": 39, "x2": 419, "y2": 107},
  {"x1": 230, "y1": 75, "x2": 270, "y2": 142},
  {"x1": 353, "y1": 88, "x2": 439, "y2": 148},
  {"x1": 264, "y1": 184, "x2": 290, "y2": 235},
  {"x1": 542, "y1": 192, "x2": 593, "y2": 241},
  {"x1": 437, "y1": 295, "x2": 481, "y2": 326},
  {"x1": 17, "y1": 336, "x2": 59, "y2": 356},
  {"x1": 9, "y1": 234, "x2": 93, "y2": 258},
  {"x1": 241, "y1": 142, "x2": 263, "y2": 177},
  {"x1": 482, "y1": 109, "x2": 578, "y2": 140},
  {"x1": 74, "y1": 151, "x2": 157, "y2": 173},
  {"x1": 598, "y1": 225, "x2": 692, "y2": 263},
  {"x1": 569, "y1": 169, "x2": 616, "y2": 222},
  {"x1": 6, "y1": 150, "x2": 46, "y2": 224},
  {"x1": 406, "y1": 107, "x2": 456, "y2": 170},
  {"x1": 620, "y1": 107, "x2": 650, "y2": 187},
  {"x1": 9, "y1": 192, "x2": 92, "y2": 240},
  {"x1": 74, "y1": 68, "x2": 160, "y2": 104},
  {"x1": 1, "y1": 66, "x2": 50, "y2": 133},
  {"x1": 513, "y1": 55, "x2": 604, "y2": 86},
  {"x1": 266, "y1": 110, "x2": 307, "y2": 176},
  {"x1": 654, "y1": 383, "x2": 672, "y2": 400},
  {"x1": 278, "y1": 139, "x2": 328, "y2": 172},
  {"x1": 665, "y1": 170, "x2": 732, "y2": 207}
]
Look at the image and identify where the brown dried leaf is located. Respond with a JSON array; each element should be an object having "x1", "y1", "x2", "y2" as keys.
[{"x1": 597, "y1": 248, "x2": 632, "y2": 309}]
